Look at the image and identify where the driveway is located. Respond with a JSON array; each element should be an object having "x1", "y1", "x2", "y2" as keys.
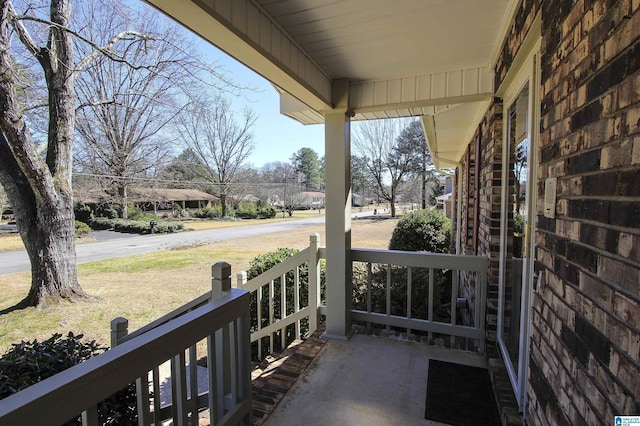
[{"x1": 0, "y1": 216, "x2": 325, "y2": 276}]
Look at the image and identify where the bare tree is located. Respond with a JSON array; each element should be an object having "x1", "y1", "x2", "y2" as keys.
[
  {"x1": 353, "y1": 118, "x2": 417, "y2": 217},
  {"x1": 73, "y1": 3, "x2": 233, "y2": 219},
  {"x1": 176, "y1": 94, "x2": 257, "y2": 217},
  {"x1": 0, "y1": 0, "x2": 89, "y2": 308},
  {"x1": 0, "y1": 0, "x2": 175, "y2": 308}
]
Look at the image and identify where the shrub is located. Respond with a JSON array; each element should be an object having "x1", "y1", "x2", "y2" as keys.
[
  {"x1": 0, "y1": 332, "x2": 137, "y2": 425},
  {"x1": 235, "y1": 202, "x2": 257, "y2": 219},
  {"x1": 194, "y1": 204, "x2": 223, "y2": 219},
  {"x1": 95, "y1": 204, "x2": 118, "y2": 219},
  {"x1": 127, "y1": 207, "x2": 158, "y2": 222},
  {"x1": 75, "y1": 220, "x2": 91, "y2": 236},
  {"x1": 388, "y1": 208, "x2": 451, "y2": 253},
  {"x1": 257, "y1": 207, "x2": 276, "y2": 219},
  {"x1": 74, "y1": 202, "x2": 93, "y2": 223},
  {"x1": 89, "y1": 218, "x2": 183, "y2": 234}
]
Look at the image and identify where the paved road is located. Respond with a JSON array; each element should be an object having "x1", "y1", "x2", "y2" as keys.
[{"x1": 0, "y1": 216, "x2": 326, "y2": 276}]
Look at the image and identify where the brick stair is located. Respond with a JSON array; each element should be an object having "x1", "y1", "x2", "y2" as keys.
[{"x1": 250, "y1": 328, "x2": 326, "y2": 425}]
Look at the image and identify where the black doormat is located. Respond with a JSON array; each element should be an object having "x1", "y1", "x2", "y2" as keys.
[{"x1": 425, "y1": 359, "x2": 501, "y2": 426}]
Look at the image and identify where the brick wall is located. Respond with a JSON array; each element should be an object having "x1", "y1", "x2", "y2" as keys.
[
  {"x1": 458, "y1": 100, "x2": 504, "y2": 342},
  {"x1": 456, "y1": 0, "x2": 639, "y2": 424},
  {"x1": 530, "y1": 0, "x2": 640, "y2": 424}
]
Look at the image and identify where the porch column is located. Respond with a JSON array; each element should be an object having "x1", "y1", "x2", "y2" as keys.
[{"x1": 323, "y1": 79, "x2": 353, "y2": 340}]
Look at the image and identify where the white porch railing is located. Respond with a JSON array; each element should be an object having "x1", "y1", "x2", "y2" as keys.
[
  {"x1": 236, "y1": 234, "x2": 323, "y2": 360},
  {"x1": 234, "y1": 234, "x2": 488, "y2": 358},
  {"x1": 0, "y1": 262, "x2": 252, "y2": 426},
  {"x1": 350, "y1": 249, "x2": 488, "y2": 352}
]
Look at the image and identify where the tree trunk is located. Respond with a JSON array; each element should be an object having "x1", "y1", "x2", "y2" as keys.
[
  {"x1": 20, "y1": 192, "x2": 86, "y2": 308},
  {"x1": 0, "y1": 140, "x2": 86, "y2": 308},
  {"x1": 220, "y1": 193, "x2": 227, "y2": 217},
  {"x1": 119, "y1": 184, "x2": 128, "y2": 219}
]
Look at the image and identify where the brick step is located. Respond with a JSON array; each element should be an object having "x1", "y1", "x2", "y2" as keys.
[{"x1": 250, "y1": 328, "x2": 326, "y2": 425}]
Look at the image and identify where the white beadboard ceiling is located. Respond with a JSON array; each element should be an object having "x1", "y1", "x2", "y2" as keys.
[{"x1": 145, "y1": 0, "x2": 518, "y2": 167}]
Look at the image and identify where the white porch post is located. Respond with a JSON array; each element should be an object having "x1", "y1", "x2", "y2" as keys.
[{"x1": 323, "y1": 79, "x2": 353, "y2": 340}]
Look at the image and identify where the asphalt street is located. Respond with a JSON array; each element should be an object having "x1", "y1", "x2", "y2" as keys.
[{"x1": 0, "y1": 216, "x2": 326, "y2": 276}]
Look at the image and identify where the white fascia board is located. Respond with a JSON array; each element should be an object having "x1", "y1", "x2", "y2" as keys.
[
  {"x1": 349, "y1": 66, "x2": 493, "y2": 115},
  {"x1": 145, "y1": 0, "x2": 332, "y2": 112}
]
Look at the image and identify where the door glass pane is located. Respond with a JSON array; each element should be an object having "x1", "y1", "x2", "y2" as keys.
[{"x1": 501, "y1": 84, "x2": 529, "y2": 371}]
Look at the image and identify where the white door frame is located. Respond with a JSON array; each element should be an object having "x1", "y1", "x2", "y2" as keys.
[{"x1": 496, "y1": 39, "x2": 541, "y2": 413}]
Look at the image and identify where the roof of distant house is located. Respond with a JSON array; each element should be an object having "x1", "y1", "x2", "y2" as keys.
[{"x1": 75, "y1": 188, "x2": 216, "y2": 204}]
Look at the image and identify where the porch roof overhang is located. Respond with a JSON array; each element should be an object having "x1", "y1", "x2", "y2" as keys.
[{"x1": 145, "y1": 0, "x2": 519, "y2": 169}]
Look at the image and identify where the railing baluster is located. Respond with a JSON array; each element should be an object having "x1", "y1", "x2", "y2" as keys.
[
  {"x1": 269, "y1": 279, "x2": 275, "y2": 353},
  {"x1": 257, "y1": 285, "x2": 263, "y2": 359},
  {"x1": 294, "y1": 265, "x2": 301, "y2": 339},
  {"x1": 188, "y1": 345, "x2": 198, "y2": 426},
  {"x1": 215, "y1": 328, "x2": 226, "y2": 420},
  {"x1": 451, "y1": 270, "x2": 459, "y2": 348},
  {"x1": 135, "y1": 375, "x2": 151, "y2": 426},
  {"x1": 171, "y1": 351, "x2": 189, "y2": 426},
  {"x1": 428, "y1": 268, "x2": 434, "y2": 343},
  {"x1": 281, "y1": 273, "x2": 287, "y2": 350},
  {"x1": 237, "y1": 310, "x2": 252, "y2": 424},
  {"x1": 207, "y1": 334, "x2": 219, "y2": 425},
  {"x1": 308, "y1": 234, "x2": 320, "y2": 333},
  {"x1": 386, "y1": 264, "x2": 391, "y2": 333},
  {"x1": 366, "y1": 262, "x2": 372, "y2": 329},
  {"x1": 152, "y1": 366, "x2": 161, "y2": 424},
  {"x1": 228, "y1": 321, "x2": 238, "y2": 409},
  {"x1": 478, "y1": 270, "x2": 488, "y2": 353},
  {"x1": 407, "y1": 266, "x2": 412, "y2": 336},
  {"x1": 81, "y1": 405, "x2": 98, "y2": 426}
]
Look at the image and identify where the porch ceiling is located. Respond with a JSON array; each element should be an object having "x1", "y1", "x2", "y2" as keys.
[{"x1": 145, "y1": 0, "x2": 518, "y2": 167}]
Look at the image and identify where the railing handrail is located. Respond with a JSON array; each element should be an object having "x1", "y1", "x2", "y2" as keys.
[
  {"x1": 0, "y1": 289, "x2": 249, "y2": 426},
  {"x1": 122, "y1": 291, "x2": 212, "y2": 343},
  {"x1": 351, "y1": 248, "x2": 488, "y2": 271},
  {"x1": 239, "y1": 247, "x2": 312, "y2": 293}
]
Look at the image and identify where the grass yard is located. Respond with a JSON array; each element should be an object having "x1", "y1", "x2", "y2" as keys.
[
  {"x1": 0, "y1": 217, "x2": 396, "y2": 354},
  {"x1": 0, "y1": 209, "x2": 332, "y2": 252}
]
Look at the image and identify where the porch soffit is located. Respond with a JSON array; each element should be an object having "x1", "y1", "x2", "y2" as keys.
[{"x1": 145, "y1": 0, "x2": 517, "y2": 165}]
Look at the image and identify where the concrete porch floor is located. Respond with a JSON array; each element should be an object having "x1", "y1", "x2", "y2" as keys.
[{"x1": 262, "y1": 332, "x2": 488, "y2": 426}]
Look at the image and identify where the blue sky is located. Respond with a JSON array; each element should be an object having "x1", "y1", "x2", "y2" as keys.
[{"x1": 200, "y1": 45, "x2": 325, "y2": 168}]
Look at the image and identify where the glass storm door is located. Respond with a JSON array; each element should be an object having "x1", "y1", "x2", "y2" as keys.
[{"x1": 498, "y1": 80, "x2": 536, "y2": 410}]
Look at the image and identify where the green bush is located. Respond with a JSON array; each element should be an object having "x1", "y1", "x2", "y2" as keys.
[
  {"x1": 194, "y1": 205, "x2": 223, "y2": 219},
  {"x1": 388, "y1": 208, "x2": 451, "y2": 253},
  {"x1": 235, "y1": 202, "x2": 277, "y2": 220},
  {"x1": 235, "y1": 201, "x2": 257, "y2": 219},
  {"x1": 75, "y1": 220, "x2": 91, "y2": 236},
  {"x1": 0, "y1": 332, "x2": 137, "y2": 425},
  {"x1": 89, "y1": 218, "x2": 183, "y2": 234},
  {"x1": 257, "y1": 207, "x2": 276, "y2": 219},
  {"x1": 127, "y1": 207, "x2": 158, "y2": 222},
  {"x1": 95, "y1": 204, "x2": 118, "y2": 219},
  {"x1": 74, "y1": 202, "x2": 93, "y2": 223}
]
